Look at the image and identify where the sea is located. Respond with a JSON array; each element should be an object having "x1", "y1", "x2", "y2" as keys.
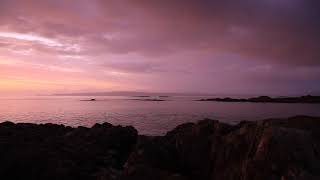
[{"x1": 0, "y1": 95, "x2": 319, "y2": 135}]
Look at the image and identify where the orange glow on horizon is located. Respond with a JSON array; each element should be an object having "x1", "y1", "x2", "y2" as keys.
[{"x1": 0, "y1": 75, "x2": 127, "y2": 95}]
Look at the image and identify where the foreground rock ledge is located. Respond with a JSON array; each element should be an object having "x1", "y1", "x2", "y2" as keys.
[{"x1": 0, "y1": 116, "x2": 319, "y2": 180}]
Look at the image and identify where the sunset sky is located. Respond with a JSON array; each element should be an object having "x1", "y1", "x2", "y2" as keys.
[{"x1": 0, "y1": 0, "x2": 319, "y2": 95}]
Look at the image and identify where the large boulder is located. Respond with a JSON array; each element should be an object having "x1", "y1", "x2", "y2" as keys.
[
  {"x1": 211, "y1": 121, "x2": 320, "y2": 180},
  {"x1": 123, "y1": 116, "x2": 320, "y2": 180},
  {"x1": 122, "y1": 120, "x2": 234, "y2": 180},
  {"x1": 0, "y1": 122, "x2": 138, "y2": 180}
]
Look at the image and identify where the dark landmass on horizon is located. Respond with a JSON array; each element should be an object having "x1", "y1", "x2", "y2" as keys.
[
  {"x1": 199, "y1": 95, "x2": 320, "y2": 104},
  {"x1": 0, "y1": 116, "x2": 319, "y2": 180},
  {"x1": 48, "y1": 91, "x2": 320, "y2": 97},
  {"x1": 131, "y1": 95, "x2": 151, "y2": 97},
  {"x1": 129, "y1": 98, "x2": 166, "y2": 102},
  {"x1": 51, "y1": 91, "x2": 216, "y2": 97},
  {"x1": 79, "y1": 98, "x2": 167, "y2": 102}
]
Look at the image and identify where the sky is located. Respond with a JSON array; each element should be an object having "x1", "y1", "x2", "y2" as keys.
[{"x1": 0, "y1": 0, "x2": 320, "y2": 96}]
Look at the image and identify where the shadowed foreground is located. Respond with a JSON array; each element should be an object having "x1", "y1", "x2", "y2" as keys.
[{"x1": 0, "y1": 116, "x2": 319, "y2": 180}]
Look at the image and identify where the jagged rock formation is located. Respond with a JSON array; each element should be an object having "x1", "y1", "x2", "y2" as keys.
[
  {"x1": 122, "y1": 116, "x2": 320, "y2": 180},
  {"x1": 0, "y1": 122, "x2": 137, "y2": 180},
  {"x1": 0, "y1": 116, "x2": 319, "y2": 180}
]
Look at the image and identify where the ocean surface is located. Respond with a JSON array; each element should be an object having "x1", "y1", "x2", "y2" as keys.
[{"x1": 0, "y1": 95, "x2": 320, "y2": 135}]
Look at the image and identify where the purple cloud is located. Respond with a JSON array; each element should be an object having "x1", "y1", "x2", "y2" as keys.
[{"x1": 0, "y1": 0, "x2": 319, "y2": 95}]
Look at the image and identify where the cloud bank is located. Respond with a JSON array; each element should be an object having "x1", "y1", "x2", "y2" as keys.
[{"x1": 0, "y1": 0, "x2": 319, "y2": 95}]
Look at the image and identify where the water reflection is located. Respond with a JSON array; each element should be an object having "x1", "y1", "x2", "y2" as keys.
[{"x1": 0, "y1": 96, "x2": 319, "y2": 135}]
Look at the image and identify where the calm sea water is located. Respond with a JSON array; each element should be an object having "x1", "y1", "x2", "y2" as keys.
[{"x1": 0, "y1": 96, "x2": 319, "y2": 135}]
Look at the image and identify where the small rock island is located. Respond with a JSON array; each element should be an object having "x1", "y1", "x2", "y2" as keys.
[
  {"x1": 80, "y1": 99, "x2": 97, "y2": 101},
  {"x1": 0, "y1": 116, "x2": 319, "y2": 179}
]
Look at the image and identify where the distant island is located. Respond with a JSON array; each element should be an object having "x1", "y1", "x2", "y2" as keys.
[
  {"x1": 51, "y1": 91, "x2": 215, "y2": 97},
  {"x1": 80, "y1": 99, "x2": 96, "y2": 101},
  {"x1": 199, "y1": 95, "x2": 320, "y2": 103},
  {"x1": 131, "y1": 95, "x2": 151, "y2": 98},
  {"x1": 130, "y1": 98, "x2": 166, "y2": 102},
  {"x1": 131, "y1": 95, "x2": 170, "y2": 99}
]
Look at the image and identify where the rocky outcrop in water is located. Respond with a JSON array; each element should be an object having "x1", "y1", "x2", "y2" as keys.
[
  {"x1": 199, "y1": 95, "x2": 320, "y2": 103},
  {"x1": 0, "y1": 116, "x2": 319, "y2": 180}
]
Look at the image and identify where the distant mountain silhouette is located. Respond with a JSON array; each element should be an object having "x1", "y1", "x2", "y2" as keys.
[{"x1": 52, "y1": 91, "x2": 215, "y2": 97}]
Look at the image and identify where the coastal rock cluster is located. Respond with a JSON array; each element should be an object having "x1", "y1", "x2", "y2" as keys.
[
  {"x1": 0, "y1": 116, "x2": 319, "y2": 180},
  {"x1": 0, "y1": 122, "x2": 137, "y2": 180},
  {"x1": 124, "y1": 116, "x2": 320, "y2": 180},
  {"x1": 199, "y1": 95, "x2": 320, "y2": 103}
]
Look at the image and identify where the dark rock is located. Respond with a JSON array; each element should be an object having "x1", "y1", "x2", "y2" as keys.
[
  {"x1": 80, "y1": 99, "x2": 97, "y2": 101},
  {"x1": 122, "y1": 120, "x2": 234, "y2": 180},
  {"x1": 0, "y1": 116, "x2": 319, "y2": 180},
  {"x1": 248, "y1": 95, "x2": 273, "y2": 102},
  {"x1": 0, "y1": 122, "x2": 138, "y2": 180},
  {"x1": 210, "y1": 121, "x2": 320, "y2": 180},
  {"x1": 130, "y1": 99, "x2": 166, "y2": 101},
  {"x1": 123, "y1": 116, "x2": 320, "y2": 180},
  {"x1": 199, "y1": 95, "x2": 320, "y2": 103}
]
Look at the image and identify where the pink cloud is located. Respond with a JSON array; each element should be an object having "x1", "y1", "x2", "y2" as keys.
[{"x1": 0, "y1": 0, "x2": 319, "y2": 95}]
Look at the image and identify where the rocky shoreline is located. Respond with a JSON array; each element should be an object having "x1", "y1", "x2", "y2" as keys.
[
  {"x1": 199, "y1": 95, "x2": 320, "y2": 103},
  {"x1": 0, "y1": 116, "x2": 319, "y2": 180}
]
